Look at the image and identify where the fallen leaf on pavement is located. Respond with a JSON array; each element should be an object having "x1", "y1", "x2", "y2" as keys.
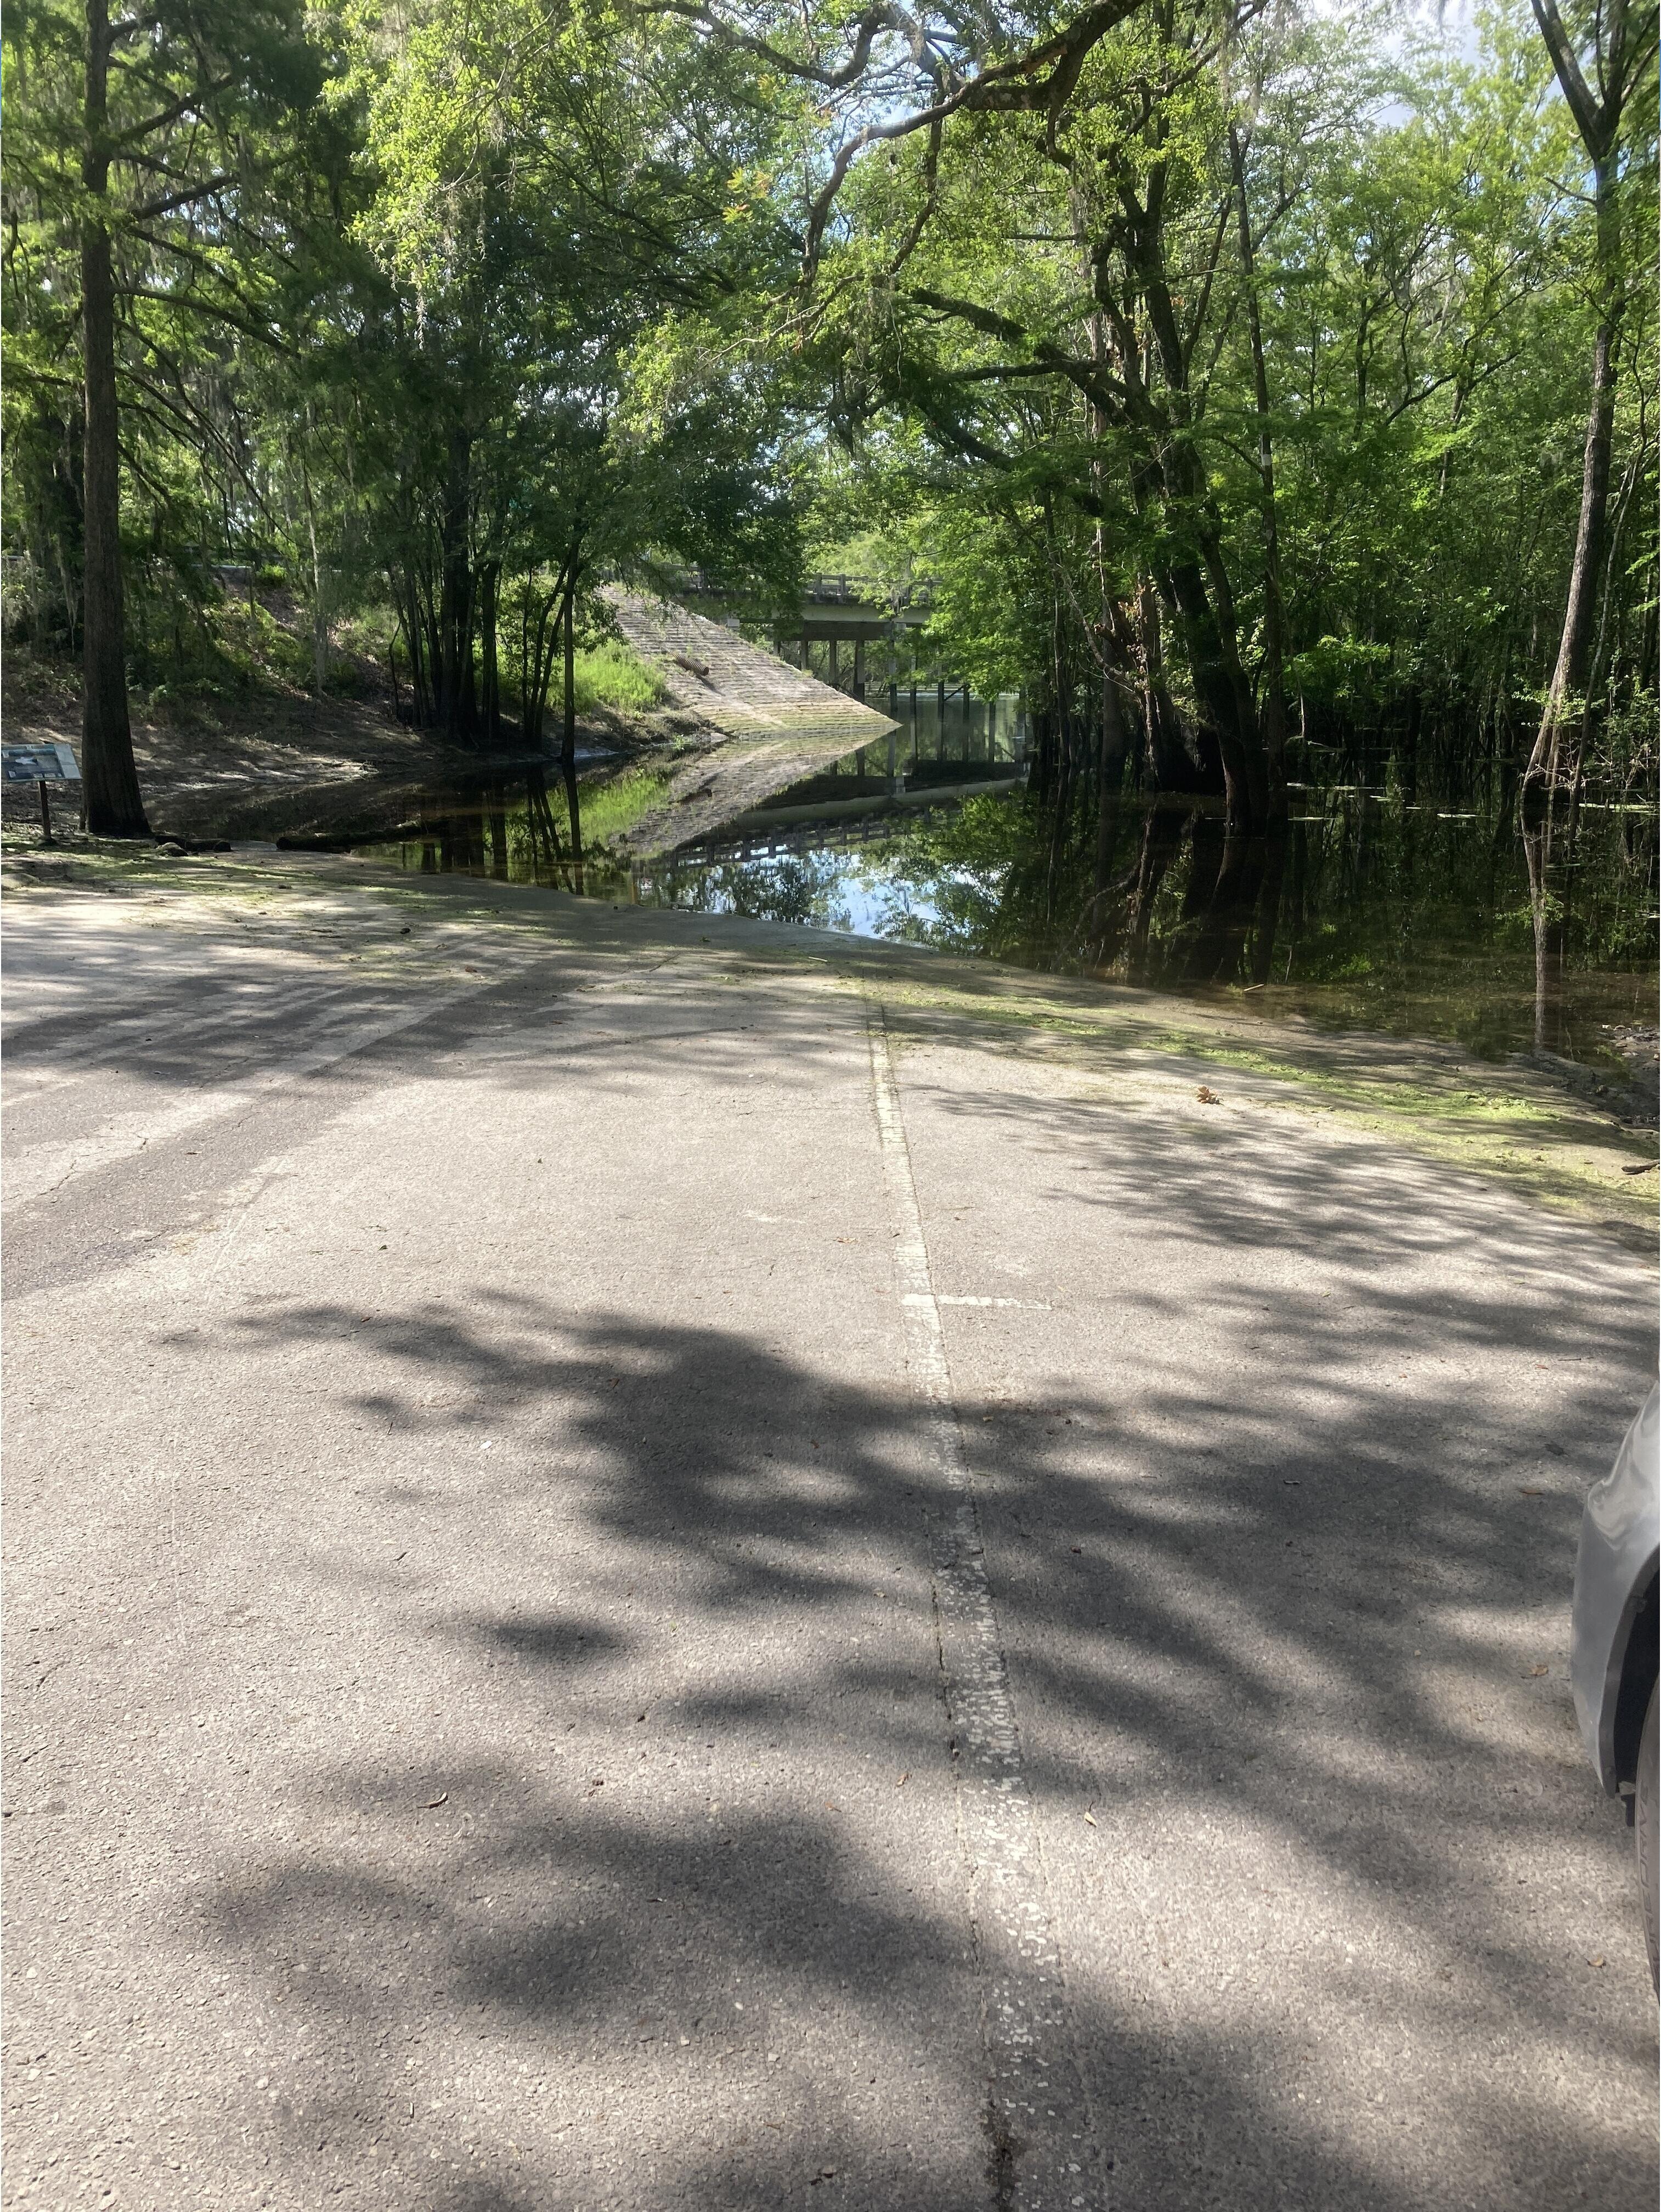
[
  {"x1": 423, "y1": 1792, "x2": 448, "y2": 1809},
  {"x1": 1195, "y1": 1085, "x2": 1221, "y2": 1103}
]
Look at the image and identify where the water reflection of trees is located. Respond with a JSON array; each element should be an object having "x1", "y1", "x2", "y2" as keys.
[
  {"x1": 399, "y1": 768, "x2": 578, "y2": 890},
  {"x1": 640, "y1": 853, "x2": 854, "y2": 932},
  {"x1": 368, "y1": 768, "x2": 1655, "y2": 1063},
  {"x1": 872, "y1": 788, "x2": 1657, "y2": 1058}
]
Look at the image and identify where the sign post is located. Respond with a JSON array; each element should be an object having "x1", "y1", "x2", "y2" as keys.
[{"x1": 2, "y1": 742, "x2": 82, "y2": 846}]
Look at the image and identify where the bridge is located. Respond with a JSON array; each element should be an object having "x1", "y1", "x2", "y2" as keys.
[{"x1": 666, "y1": 569, "x2": 941, "y2": 693}]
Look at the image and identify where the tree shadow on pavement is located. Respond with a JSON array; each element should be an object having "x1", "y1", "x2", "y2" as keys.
[{"x1": 190, "y1": 1284, "x2": 1658, "y2": 2212}]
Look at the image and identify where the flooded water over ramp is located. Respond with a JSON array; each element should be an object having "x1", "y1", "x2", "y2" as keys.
[{"x1": 348, "y1": 743, "x2": 1657, "y2": 1081}]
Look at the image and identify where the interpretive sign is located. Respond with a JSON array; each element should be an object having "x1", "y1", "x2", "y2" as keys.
[{"x1": 2, "y1": 742, "x2": 81, "y2": 782}]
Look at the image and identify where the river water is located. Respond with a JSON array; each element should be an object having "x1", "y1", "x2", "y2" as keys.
[{"x1": 351, "y1": 708, "x2": 1657, "y2": 1075}]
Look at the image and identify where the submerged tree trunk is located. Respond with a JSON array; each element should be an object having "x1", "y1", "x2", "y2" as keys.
[
  {"x1": 523, "y1": 764, "x2": 569, "y2": 888},
  {"x1": 78, "y1": 0, "x2": 149, "y2": 838},
  {"x1": 1184, "y1": 823, "x2": 1262, "y2": 984},
  {"x1": 1125, "y1": 804, "x2": 1187, "y2": 984},
  {"x1": 488, "y1": 780, "x2": 509, "y2": 879},
  {"x1": 1248, "y1": 827, "x2": 1289, "y2": 986},
  {"x1": 1523, "y1": 812, "x2": 1563, "y2": 1049},
  {"x1": 1093, "y1": 661, "x2": 1129, "y2": 895}
]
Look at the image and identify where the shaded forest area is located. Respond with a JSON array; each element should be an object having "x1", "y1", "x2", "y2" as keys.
[{"x1": 3, "y1": 0, "x2": 1657, "y2": 850}]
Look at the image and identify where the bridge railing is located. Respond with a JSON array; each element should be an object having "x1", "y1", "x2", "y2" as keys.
[
  {"x1": 663, "y1": 565, "x2": 934, "y2": 612},
  {"x1": 800, "y1": 573, "x2": 934, "y2": 608}
]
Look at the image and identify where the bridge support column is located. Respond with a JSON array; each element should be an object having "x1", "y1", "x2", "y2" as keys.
[{"x1": 853, "y1": 639, "x2": 866, "y2": 697}]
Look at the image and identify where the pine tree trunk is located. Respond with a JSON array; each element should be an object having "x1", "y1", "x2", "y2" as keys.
[{"x1": 79, "y1": 0, "x2": 149, "y2": 838}]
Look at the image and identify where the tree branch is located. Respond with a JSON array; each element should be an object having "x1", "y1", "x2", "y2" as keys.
[
  {"x1": 114, "y1": 74, "x2": 238, "y2": 149},
  {"x1": 1529, "y1": 0, "x2": 1609, "y2": 155}
]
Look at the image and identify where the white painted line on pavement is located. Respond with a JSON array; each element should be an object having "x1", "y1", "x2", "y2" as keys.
[
  {"x1": 868, "y1": 1007, "x2": 1104, "y2": 2212},
  {"x1": 931, "y1": 1295, "x2": 1054, "y2": 1310}
]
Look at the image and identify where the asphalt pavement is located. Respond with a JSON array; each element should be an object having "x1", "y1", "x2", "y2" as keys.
[{"x1": 3, "y1": 857, "x2": 1656, "y2": 2212}]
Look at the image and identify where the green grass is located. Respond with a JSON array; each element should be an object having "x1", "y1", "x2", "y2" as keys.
[
  {"x1": 579, "y1": 766, "x2": 674, "y2": 848},
  {"x1": 572, "y1": 639, "x2": 666, "y2": 715}
]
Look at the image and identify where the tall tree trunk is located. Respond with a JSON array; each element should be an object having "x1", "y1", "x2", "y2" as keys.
[
  {"x1": 1138, "y1": 579, "x2": 1201, "y2": 793},
  {"x1": 437, "y1": 427, "x2": 473, "y2": 738},
  {"x1": 1586, "y1": 443, "x2": 1646, "y2": 725},
  {"x1": 1230, "y1": 123, "x2": 1288, "y2": 823},
  {"x1": 1093, "y1": 661, "x2": 1128, "y2": 894},
  {"x1": 1159, "y1": 552, "x2": 1246, "y2": 807},
  {"x1": 301, "y1": 447, "x2": 327, "y2": 697},
  {"x1": 532, "y1": 595, "x2": 557, "y2": 749},
  {"x1": 561, "y1": 575, "x2": 583, "y2": 882},
  {"x1": 478, "y1": 562, "x2": 500, "y2": 746},
  {"x1": 79, "y1": 0, "x2": 149, "y2": 838},
  {"x1": 1117, "y1": 224, "x2": 1268, "y2": 826},
  {"x1": 1527, "y1": 287, "x2": 1618, "y2": 789},
  {"x1": 1524, "y1": 0, "x2": 1636, "y2": 793}
]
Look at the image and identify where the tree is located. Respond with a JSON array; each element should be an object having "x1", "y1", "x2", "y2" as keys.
[
  {"x1": 1523, "y1": 0, "x2": 1657, "y2": 792},
  {"x1": 784, "y1": 0, "x2": 1654, "y2": 824},
  {"x1": 330, "y1": 0, "x2": 805, "y2": 825},
  {"x1": 5, "y1": 0, "x2": 323, "y2": 831}
]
